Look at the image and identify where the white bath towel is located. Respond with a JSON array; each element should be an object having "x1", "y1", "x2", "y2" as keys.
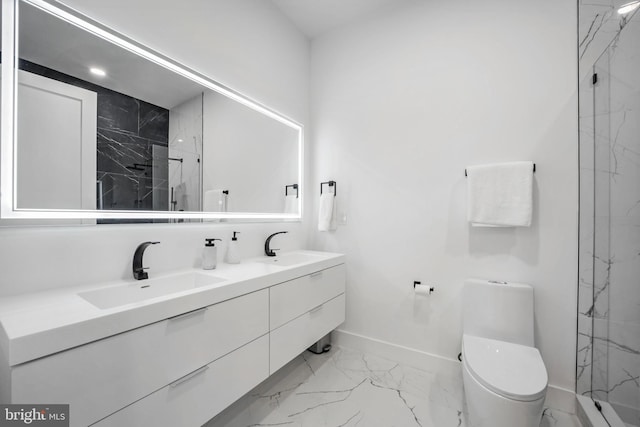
[
  {"x1": 466, "y1": 161, "x2": 534, "y2": 227},
  {"x1": 318, "y1": 193, "x2": 337, "y2": 231},
  {"x1": 174, "y1": 182, "x2": 188, "y2": 211},
  {"x1": 284, "y1": 194, "x2": 298, "y2": 214}
]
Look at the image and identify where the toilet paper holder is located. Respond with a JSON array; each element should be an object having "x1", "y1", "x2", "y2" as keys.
[{"x1": 413, "y1": 281, "x2": 434, "y2": 294}]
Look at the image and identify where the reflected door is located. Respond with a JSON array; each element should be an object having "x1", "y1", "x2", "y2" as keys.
[{"x1": 15, "y1": 70, "x2": 97, "y2": 210}]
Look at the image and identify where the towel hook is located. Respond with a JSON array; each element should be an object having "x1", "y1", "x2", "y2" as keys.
[
  {"x1": 320, "y1": 180, "x2": 337, "y2": 197},
  {"x1": 285, "y1": 184, "x2": 299, "y2": 198}
]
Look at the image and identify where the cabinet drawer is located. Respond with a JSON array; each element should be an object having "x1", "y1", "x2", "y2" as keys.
[
  {"x1": 93, "y1": 334, "x2": 269, "y2": 427},
  {"x1": 270, "y1": 293, "x2": 345, "y2": 374},
  {"x1": 270, "y1": 264, "x2": 345, "y2": 330},
  {"x1": 11, "y1": 289, "x2": 268, "y2": 427}
]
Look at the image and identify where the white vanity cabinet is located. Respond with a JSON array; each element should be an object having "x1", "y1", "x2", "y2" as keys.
[
  {"x1": 0, "y1": 254, "x2": 346, "y2": 427},
  {"x1": 10, "y1": 289, "x2": 269, "y2": 427},
  {"x1": 269, "y1": 264, "x2": 346, "y2": 373},
  {"x1": 93, "y1": 335, "x2": 270, "y2": 427}
]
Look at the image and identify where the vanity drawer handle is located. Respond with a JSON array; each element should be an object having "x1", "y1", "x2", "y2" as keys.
[
  {"x1": 309, "y1": 304, "x2": 323, "y2": 314},
  {"x1": 168, "y1": 307, "x2": 208, "y2": 321},
  {"x1": 169, "y1": 365, "x2": 210, "y2": 388},
  {"x1": 310, "y1": 271, "x2": 323, "y2": 279}
]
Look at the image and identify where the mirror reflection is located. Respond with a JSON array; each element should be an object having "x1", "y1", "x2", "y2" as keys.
[{"x1": 11, "y1": 0, "x2": 301, "y2": 220}]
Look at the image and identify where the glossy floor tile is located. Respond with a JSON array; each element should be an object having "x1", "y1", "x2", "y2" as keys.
[{"x1": 206, "y1": 346, "x2": 582, "y2": 427}]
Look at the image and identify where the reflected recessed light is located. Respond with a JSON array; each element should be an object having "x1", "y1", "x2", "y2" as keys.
[
  {"x1": 177, "y1": 139, "x2": 183, "y2": 142},
  {"x1": 89, "y1": 67, "x2": 106, "y2": 77},
  {"x1": 618, "y1": 1, "x2": 640, "y2": 14}
]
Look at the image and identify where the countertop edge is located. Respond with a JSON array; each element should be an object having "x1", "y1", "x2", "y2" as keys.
[{"x1": 3, "y1": 251, "x2": 346, "y2": 366}]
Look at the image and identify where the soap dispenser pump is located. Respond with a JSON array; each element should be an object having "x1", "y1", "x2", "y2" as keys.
[
  {"x1": 226, "y1": 232, "x2": 241, "y2": 264},
  {"x1": 202, "y1": 238, "x2": 221, "y2": 270}
]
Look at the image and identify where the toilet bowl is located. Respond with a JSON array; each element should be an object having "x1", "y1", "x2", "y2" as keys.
[
  {"x1": 462, "y1": 279, "x2": 548, "y2": 427},
  {"x1": 462, "y1": 334, "x2": 547, "y2": 427}
]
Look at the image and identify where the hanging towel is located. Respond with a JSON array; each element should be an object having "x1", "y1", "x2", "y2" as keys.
[
  {"x1": 174, "y1": 182, "x2": 188, "y2": 211},
  {"x1": 466, "y1": 161, "x2": 534, "y2": 227},
  {"x1": 318, "y1": 193, "x2": 337, "y2": 231},
  {"x1": 284, "y1": 194, "x2": 298, "y2": 214}
]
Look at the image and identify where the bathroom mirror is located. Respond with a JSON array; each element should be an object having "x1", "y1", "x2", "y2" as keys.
[{"x1": 0, "y1": 0, "x2": 303, "y2": 222}]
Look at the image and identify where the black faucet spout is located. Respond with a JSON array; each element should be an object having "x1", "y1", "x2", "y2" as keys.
[
  {"x1": 264, "y1": 232, "x2": 287, "y2": 257},
  {"x1": 133, "y1": 241, "x2": 160, "y2": 280}
]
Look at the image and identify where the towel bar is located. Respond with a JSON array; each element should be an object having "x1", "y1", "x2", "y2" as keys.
[
  {"x1": 464, "y1": 163, "x2": 536, "y2": 177},
  {"x1": 285, "y1": 184, "x2": 299, "y2": 198},
  {"x1": 320, "y1": 180, "x2": 337, "y2": 196}
]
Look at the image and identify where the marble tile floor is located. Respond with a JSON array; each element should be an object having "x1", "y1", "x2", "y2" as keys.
[{"x1": 206, "y1": 345, "x2": 582, "y2": 427}]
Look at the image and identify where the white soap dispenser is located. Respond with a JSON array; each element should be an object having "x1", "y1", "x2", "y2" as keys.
[
  {"x1": 226, "y1": 231, "x2": 241, "y2": 264},
  {"x1": 202, "y1": 238, "x2": 221, "y2": 270}
]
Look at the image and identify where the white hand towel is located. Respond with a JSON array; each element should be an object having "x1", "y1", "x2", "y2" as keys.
[
  {"x1": 466, "y1": 161, "x2": 534, "y2": 227},
  {"x1": 284, "y1": 194, "x2": 298, "y2": 214},
  {"x1": 318, "y1": 193, "x2": 336, "y2": 231}
]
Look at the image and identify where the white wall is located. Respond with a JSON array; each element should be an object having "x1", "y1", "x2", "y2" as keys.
[
  {"x1": 0, "y1": 0, "x2": 310, "y2": 297},
  {"x1": 309, "y1": 0, "x2": 578, "y2": 392},
  {"x1": 202, "y1": 90, "x2": 299, "y2": 213}
]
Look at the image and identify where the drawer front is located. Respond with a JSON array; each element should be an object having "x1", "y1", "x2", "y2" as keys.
[
  {"x1": 270, "y1": 264, "x2": 345, "y2": 330},
  {"x1": 93, "y1": 334, "x2": 269, "y2": 427},
  {"x1": 270, "y1": 293, "x2": 345, "y2": 374},
  {"x1": 12, "y1": 289, "x2": 268, "y2": 427}
]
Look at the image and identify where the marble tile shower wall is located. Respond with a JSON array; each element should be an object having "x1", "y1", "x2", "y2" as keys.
[
  {"x1": 580, "y1": 1, "x2": 635, "y2": 78},
  {"x1": 578, "y1": 5, "x2": 640, "y2": 426},
  {"x1": 19, "y1": 60, "x2": 170, "y2": 214},
  {"x1": 168, "y1": 94, "x2": 203, "y2": 213},
  {"x1": 96, "y1": 95, "x2": 169, "y2": 212}
]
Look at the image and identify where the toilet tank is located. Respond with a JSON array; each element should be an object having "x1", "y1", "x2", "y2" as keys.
[{"x1": 463, "y1": 278, "x2": 534, "y2": 347}]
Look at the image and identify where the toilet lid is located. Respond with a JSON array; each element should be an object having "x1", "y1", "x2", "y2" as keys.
[{"x1": 462, "y1": 334, "x2": 548, "y2": 401}]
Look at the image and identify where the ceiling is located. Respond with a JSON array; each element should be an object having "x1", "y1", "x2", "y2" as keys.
[
  {"x1": 18, "y1": 1, "x2": 205, "y2": 110},
  {"x1": 272, "y1": 0, "x2": 416, "y2": 39},
  {"x1": 14, "y1": 0, "x2": 418, "y2": 109}
]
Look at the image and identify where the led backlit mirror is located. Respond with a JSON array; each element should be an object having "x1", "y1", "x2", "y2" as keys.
[{"x1": 1, "y1": 0, "x2": 303, "y2": 222}]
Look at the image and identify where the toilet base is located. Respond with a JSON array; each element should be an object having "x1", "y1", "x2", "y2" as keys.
[{"x1": 462, "y1": 360, "x2": 546, "y2": 427}]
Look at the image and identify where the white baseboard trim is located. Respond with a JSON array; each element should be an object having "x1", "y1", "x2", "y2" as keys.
[
  {"x1": 546, "y1": 385, "x2": 577, "y2": 415},
  {"x1": 333, "y1": 329, "x2": 576, "y2": 414}
]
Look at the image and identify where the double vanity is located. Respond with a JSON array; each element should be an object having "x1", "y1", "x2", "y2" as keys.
[{"x1": 0, "y1": 250, "x2": 345, "y2": 427}]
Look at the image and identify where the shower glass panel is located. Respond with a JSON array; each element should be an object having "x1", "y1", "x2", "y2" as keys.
[{"x1": 578, "y1": 9, "x2": 640, "y2": 426}]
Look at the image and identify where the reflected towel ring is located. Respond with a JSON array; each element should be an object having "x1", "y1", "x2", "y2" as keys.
[{"x1": 285, "y1": 184, "x2": 299, "y2": 198}]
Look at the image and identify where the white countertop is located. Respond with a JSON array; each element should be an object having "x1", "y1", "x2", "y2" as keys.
[{"x1": 0, "y1": 250, "x2": 345, "y2": 366}]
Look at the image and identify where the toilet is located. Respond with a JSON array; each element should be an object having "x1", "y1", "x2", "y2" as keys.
[{"x1": 462, "y1": 278, "x2": 548, "y2": 427}]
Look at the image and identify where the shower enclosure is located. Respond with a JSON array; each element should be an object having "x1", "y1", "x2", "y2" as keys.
[{"x1": 577, "y1": 5, "x2": 640, "y2": 426}]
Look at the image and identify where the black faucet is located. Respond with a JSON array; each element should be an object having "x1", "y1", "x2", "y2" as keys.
[
  {"x1": 133, "y1": 241, "x2": 160, "y2": 280},
  {"x1": 264, "y1": 231, "x2": 287, "y2": 257}
]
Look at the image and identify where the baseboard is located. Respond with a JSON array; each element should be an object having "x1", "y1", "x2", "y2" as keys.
[
  {"x1": 333, "y1": 329, "x2": 460, "y2": 375},
  {"x1": 546, "y1": 385, "x2": 577, "y2": 414},
  {"x1": 333, "y1": 329, "x2": 576, "y2": 414}
]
